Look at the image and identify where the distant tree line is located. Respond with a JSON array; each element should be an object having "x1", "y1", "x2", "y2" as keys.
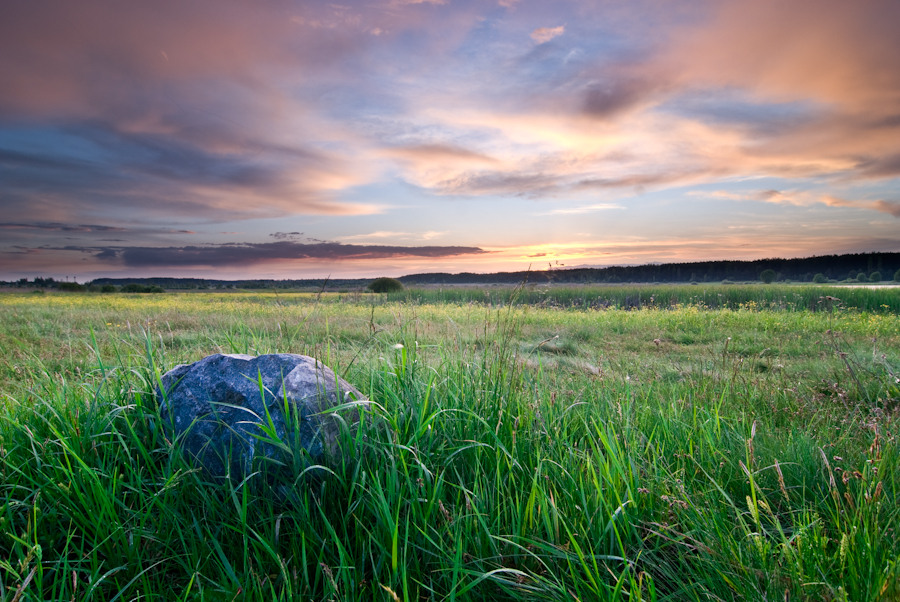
[
  {"x1": 1, "y1": 277, "x2": 167, "y2": 292},
  {"x1": 398, "y1": 253, "x2": 900, "y2": 286},
  {"x1": 2, "y1": 252, "x2": 899, "y2": 290}
]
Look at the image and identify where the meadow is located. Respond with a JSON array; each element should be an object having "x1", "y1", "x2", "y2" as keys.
[{"x1": 0, "y1": 284, "x2": 898, "y2": 601}]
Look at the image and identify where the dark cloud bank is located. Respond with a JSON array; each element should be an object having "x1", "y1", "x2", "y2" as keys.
[{"x1": 97, "y1": 241, "x2": 487, "y2": 267}]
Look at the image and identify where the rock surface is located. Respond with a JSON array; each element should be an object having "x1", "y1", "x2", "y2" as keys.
[{"x1": 158, "y1": 353, "x2": 365, "y2": 477}]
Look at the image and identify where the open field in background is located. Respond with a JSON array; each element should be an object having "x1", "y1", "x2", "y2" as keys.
[
  {"x1": 1, "y1": 285, "x2": 898, "y2": 600},
  {"x1": 380, "y1": 283, "x2": 900, "y2": 313}
]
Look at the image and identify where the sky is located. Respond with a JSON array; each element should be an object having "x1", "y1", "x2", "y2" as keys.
[{"x1": 1, "y1": 0, "x2": 899, "y2": 281}]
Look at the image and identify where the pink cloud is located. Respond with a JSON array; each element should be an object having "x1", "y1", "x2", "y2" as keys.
[
  {"x1": 824, "y1": 196, "x2": 900, "y2": 218},
  {"x1": 666, "y1": 0, "x2": 900, "y2": 111},
  {"x1": 531, "y1": 25, "x2": 565, "y2": 44}
]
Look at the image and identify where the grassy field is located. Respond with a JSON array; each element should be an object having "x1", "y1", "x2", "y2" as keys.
[{"x1": 1, "y1": 285, "x2": 898, "y2": 600}]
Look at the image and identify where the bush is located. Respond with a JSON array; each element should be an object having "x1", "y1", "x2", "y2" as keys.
[
  {"x1": 101, "y1": 284, "x2": 118, "y2": 293},
  {"x1": 368, "y1": 277, "x2": 404, "y2": 293},
  {"x1": 57, "y1": 282, "x2": 86, "y2": 292},
  {"x1": 812, "y1": 273, "x2": 827, "y2": 283},
  {"x1": 857, "y1": 272, "x2": 869, "y2": 283},
  {"x1": 759, "y1": 269, "x2": 777, "y2": 284},
  {"x1": 895, "y1": 268, "x2": 900, "y2": 282},
  {"x1": 870, "y1": 271, "x2": 882, "y2": 282}
]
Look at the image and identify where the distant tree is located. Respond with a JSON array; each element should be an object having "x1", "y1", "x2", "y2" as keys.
[
  {"x1": 101, "y1": 284, "x2": 118, "y2": 293},
  {"x1": 759, "y1": 269, "x2": 777, "y2": 284},
  {"x1": 870, "y1": 271, "x2": 882, "y2": 282},
  {"x1": 812, "y1": 273, "x2": 827, "y2": 283},
  {"x1": 895, "y1": 268, "x2": 900, "y2": 282},
  {"x1": 857, "y1": 272, "x2": 869, "y2": 283},
  {"x1": 57, "y1": 282, "x2": 85, "y2": 292},
  {"x1": 121, "y1": 283, "x2": 165, "y2": 293},
  {"x1": 368, "y1": 277, "x2": 404, "y2": 293}
]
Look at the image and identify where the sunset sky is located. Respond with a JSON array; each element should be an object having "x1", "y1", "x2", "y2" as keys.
[{"x1": 2, "y1": 0, "x2": 899, "y2": 281}]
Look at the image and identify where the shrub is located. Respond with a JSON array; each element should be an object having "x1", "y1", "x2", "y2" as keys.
[
  {"x1": 812, "y1": 273, "x2": 827, "y2": 283},
  {"x1": 870, "y1": 271, "x2": 882, "y2": 282},
  {"x1": 857, "y1": 272, "x2": 869, "y2": 283},
  {"x1": 895, "y1": 268, "x2": 900, "y2": 282},
  {"x1": 101, "y1": 284, "x2": 118, "y2": 293},
  {"x1": 368, "y1": 277, "x2": 404, "y2": 293},
  {"x1": 759, "y1": 269, "x2": 777, "y2": 284}
]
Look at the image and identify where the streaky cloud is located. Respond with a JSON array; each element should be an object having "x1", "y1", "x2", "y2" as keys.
[
  {"x1": 872, "y1": 200, "x2": 900, "y2": 218},
  {"x1": 97, "y1": 241, "x2": 488, "y2": 267},
  {"x1": 386, "y1": 144, "x2": 499, "y2": 165},
  {"x1": 824, "y1": 196, "x2": 900, "y2": 218},
  {"x1": 0, "y1": 222, "x2": 128, "y2": 232},
  {"x1": 539, "y1": 203, "x2": 625, "y2": 215}
]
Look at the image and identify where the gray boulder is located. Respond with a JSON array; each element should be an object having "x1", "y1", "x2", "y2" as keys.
[{"x1": 158, "y1": 353, "x2": 366, "y2": 478}]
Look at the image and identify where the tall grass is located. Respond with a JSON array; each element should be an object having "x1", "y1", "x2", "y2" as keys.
[{"x1": 1, "y1": 290, "x2": 898, "y2": 599}]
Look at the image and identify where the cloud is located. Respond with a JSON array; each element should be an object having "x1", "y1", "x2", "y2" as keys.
[
  {"x1": 539, "y1": 203, "x2": 625, "y2": 215},
  {"x1": 0, "y1": 222, "x2": 128, "y2": 233},
  {"x1": 383, "y1": 142, "x2": 516, "y2": 192},
  {"x1": 93, "y1": 241, "x2": 487, "y2": 267},
  {"x1": 751, "y1": 189, "x2": 900, "y2": 218},
  {"x1": 823, "y1": 196, "x2": 900, "y2": 218},
  {"x1": 0, "y1": 122, "x2": 380, "y2": 222},
  {"x1": 338, "y1": 230, "x2": 449, "y2": 243},
  {"x1": 689, "y1": 190, "x2": 753, "y2": 201},
  {"x1": 856, "y1": 153, "x2": 900, "y2": 179},
  {"x1": 871, "y1": 200, "x2": 900, "y2": 217},
  {"x1": 582, "y1": 77, "x2": 665, "y2": 120},
  {"x1": 576, "y1": 170, "x2": 709, "y2": 191},
  {"x1": 652, "y1": 0, "x2": 900, "y2": 182},
  {"x1": 392, "y1": 0, "x2": 447, "y2": 5},
  {"x1": 0, "y1": 1, "x2": 386, "y2": 225},
  {"x1": 668, "y1": 0, "x2": 900, "y2": 114},
  {"x1": 0, "y1": 2, "x2": 382, "y2": 119},
  {"x1": 386, "y1": 144, "x2": 499, "y2": 165},
  {"x1": 434, "y1": 171, "x2": 564, "y2": 197},
  {"x1": 531, "y1": 26, "x2": 565, "y2": 45}
]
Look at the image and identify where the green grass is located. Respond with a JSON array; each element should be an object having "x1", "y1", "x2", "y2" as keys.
[
  {"x1": 387, "y1": 283, "x2": 900, "y2": 313},
  {"x1": 1, "y1": 286, "x2": 898, "y2": 600}
]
